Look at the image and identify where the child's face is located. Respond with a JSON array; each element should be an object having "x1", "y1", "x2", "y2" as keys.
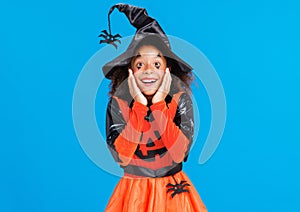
[{"x1": 131, "y1": 45, "x2": 167, "y2": 96}]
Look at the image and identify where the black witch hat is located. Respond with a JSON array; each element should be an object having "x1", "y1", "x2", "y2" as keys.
[{"x1": 100, "y1": 3, "x2": 192, "y2": 79}]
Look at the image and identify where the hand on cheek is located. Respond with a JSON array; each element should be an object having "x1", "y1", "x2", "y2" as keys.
[
  {"x1": 128, "y1": 69, "x2": 148, "y2": 105},
  {"x1": 152, "y1": 68, "x2": 172, "y2": 104}
]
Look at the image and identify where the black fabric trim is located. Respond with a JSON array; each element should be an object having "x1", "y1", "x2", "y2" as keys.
[{"x1": 123, "y1": 163, "x2": 182, "y2": 178}]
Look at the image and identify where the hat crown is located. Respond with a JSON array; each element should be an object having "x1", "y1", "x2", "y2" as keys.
[
  {"x1": 110, "y1": 4, "x2": 152, "y2": 28},
  {"x1": 109, "y1": 3, "x2": 170, "y2": 48}
]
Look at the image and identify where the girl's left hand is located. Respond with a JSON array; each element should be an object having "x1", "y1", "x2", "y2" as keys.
[{"x1": 152, "y1": 68, "x2": 172, "y2": 104}]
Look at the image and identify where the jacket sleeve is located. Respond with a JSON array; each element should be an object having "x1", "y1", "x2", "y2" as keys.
[
  {"x1": 150, "y1": 93, "x2": 194, "y2": 163},
  {"x1": 106, "y1": 97, "x2": 148, "y2": 166}
]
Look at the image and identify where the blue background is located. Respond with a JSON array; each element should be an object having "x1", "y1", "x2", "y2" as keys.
[{"x1": 1, "y1": 0, "x2": 299, "y2": 211}]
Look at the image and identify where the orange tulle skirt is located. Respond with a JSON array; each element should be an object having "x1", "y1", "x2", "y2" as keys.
[{"x1": 105, "y1": 171, "x2": 207, "y2": 212}]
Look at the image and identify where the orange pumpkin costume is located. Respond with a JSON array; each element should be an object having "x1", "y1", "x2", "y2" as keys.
[{"x1": 105, "y1": 92, "x2": 207, "y2": 211}]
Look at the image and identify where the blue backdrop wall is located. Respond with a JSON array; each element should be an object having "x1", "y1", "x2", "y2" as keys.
[{"x1": 1, "y1": 0, "x2": 300, "y2": 211}]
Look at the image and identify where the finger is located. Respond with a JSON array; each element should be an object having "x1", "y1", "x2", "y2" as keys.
[
  {"x1": 128, "y1": 69, "x2": 134, "y2": 94},
  {"x1": 166, "y1": 68, "x2": 172, "y2": 88},
  {"x1": 129, "y1": 69, "x2": 137, "y2": 85},
  {"x1": 128, "y1": 68, "x2": 134, "y2": 78},
  {"x1": 131, "y1": 73, "x2": 139, "y2": 91},
  {"x1": 128, "y1": 69, "x2": 132, "y2": 85},
  {"x1": 129, "y1": 69, "x2": 143, "y2": 96},
  {"x1": 161, "y1": 68, "x2": 169, "y2": 88},
  {"x1": 160, "y1": 68, "x2": 171, "y2": 92},
  {"x1": 163, "y1": 68, "x2": 171, "y2": 93}
]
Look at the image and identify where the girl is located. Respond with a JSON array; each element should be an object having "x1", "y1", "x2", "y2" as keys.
[{"x1": 101, "y1": 4, "x2": 207, "y2": 212}]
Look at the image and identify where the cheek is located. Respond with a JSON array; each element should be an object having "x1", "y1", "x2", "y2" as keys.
[
  {"x1": 157, "y1": 70, "x2": 165, "y2": 81},
  {"x1": 133, "y1": 72, "x2": 141, "y2": 79},
  {"x1": 132, "y1": 67, "x2": 139, "y2": 74}
]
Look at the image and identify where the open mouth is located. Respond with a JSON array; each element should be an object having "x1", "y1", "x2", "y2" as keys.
[{"x1": 141, "y1": 78, "x2": 157, "y2": 86}]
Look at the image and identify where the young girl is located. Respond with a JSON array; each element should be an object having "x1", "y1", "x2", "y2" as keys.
[{"x1": 101, "y1": 4, "x2": 207, "y2": 212}]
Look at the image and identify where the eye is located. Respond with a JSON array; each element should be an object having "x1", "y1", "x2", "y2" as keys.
[
  {"x1": 136, "y1": 62, "x2": 143, "y2": 69},
  {"x1": 154, "y1": 62, "x2": 161, "y2": 69}
]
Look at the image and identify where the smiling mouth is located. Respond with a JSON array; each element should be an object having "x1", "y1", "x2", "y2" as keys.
[{"x1": 141, "y1": 79, "x2": 157, "y2": 86}]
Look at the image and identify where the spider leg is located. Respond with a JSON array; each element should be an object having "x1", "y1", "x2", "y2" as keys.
[
  {"x1": 111, "y1": 42, "x2": 118, "y2": 49},
  {"x1": 167, "y1": 188, "x2": 176, "y2": 193},
  {"x1": 166, "y1": 183, "x2": 175, "y2": 187},
  {"x1": 100, "y1": 39, "x2": 109, "y2": 44},
  {"x1": 171, "y1": 191, "x2": 180, "y2": 198},
  {"x1": 181, "y1": 184, "x2": 191, "y2": 189},
  {"x1": 113, "y1": 34, "x2": 122, "y2": 38},
  {"x1": 101, "y1": 30, "x2": 108, "y2": 36}
]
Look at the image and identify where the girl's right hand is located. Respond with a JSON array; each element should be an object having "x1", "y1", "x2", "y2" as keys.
[{"x1": 128, "y1": 69, "x2": 148, "y2": 106}]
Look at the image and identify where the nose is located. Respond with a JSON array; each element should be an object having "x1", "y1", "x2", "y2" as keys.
[
  {"x1": 143, "y1": 68, "x2": 153, "y2": 74},
  {"x1": 143, "y1": 62, "x2": 154, "y2": 74}
]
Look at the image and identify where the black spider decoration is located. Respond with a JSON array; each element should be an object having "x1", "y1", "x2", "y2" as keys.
[
  {"x1": 98, "y1": 30, "x2": 121, "y2": 49},
  {"x1": 99, "y1": 5, "x2": 124, "y2": 49},
  {"x1": 166, "y1": 176, "x2": 190, "y2": 198}
]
